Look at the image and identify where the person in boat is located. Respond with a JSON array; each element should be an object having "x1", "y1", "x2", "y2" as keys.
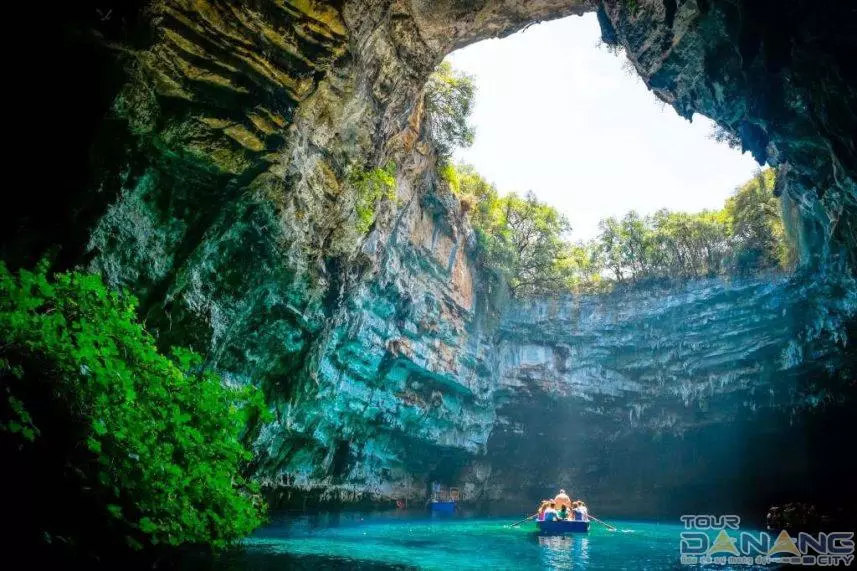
[
  {"x1": 557, "y1": 503, "x2": 570, "y2": 521},
  {"x1": 578, "y1": 501, "x2": 589, "y2": 521},
  {"x1": 571, "y1": 501, "x2": 589, "y2": 521},
  {"x1": 554, "y1": 489, "x2": 572, "y2": 510},
  {"x1": 543, "y1": 501, "x2": 559, "y2": 522},
  {"x1": 536, "y1": 500, "x2": 551, "y2": 521}
]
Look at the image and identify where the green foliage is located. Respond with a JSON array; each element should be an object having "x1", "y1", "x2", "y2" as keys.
[
  {"x1": 726, "y1": 169, "x2": 796, "y2": 272},
  {"x1": 351, "y1": 162, "x2": 397, "y2": 234},
  {"x1": 443, "y1": 163, "x2": 795, "y2": 297},
  {"x1": 593, "y1": 169, "x2": 795, "y2": 281},
  {"x1": 443, "y1": 164, "x2": 585, "y2": 297},
  {"x1": 456, "y1": 163, "x2": 496, "y2": 201},
  {"x1": 425, "y1": 66, "x2": 582, "y2": 297},
  {"x1": 422, "y1": 62, "x2": 792, "y2": 295},
  {"x1": 459, "y1": 169, "x2": 511, "y2": 291},
  {"x1": 558, "y1": 241, "x2": 611, "y2": 294},
  {"x1": 652, "y1": 208, "x2": 732, "y2": 277},
  {"x1": 424, "y1": 61, "x2": 476, "y2": 158},
  {"x1": 597, "y1": 208, "x2": 732, "y2": 281},
  {"x1": 709, "y1": 123, "x2": 743, "y2": 151},
  {"x1": 0, "y1": 262, "x2": 267, "y2": 555},
  {"x1": 439, "y1": 162, "x2": 461, "y2": 195},
  {"x1": 501, "y1": 191, "x2": 574, "y2": 296}
]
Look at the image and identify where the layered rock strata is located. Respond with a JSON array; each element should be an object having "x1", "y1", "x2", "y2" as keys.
[{"x1": 3, "y1": 0, "x2": 856, "y2": 511}]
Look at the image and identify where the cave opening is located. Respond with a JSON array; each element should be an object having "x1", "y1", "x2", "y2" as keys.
[
  {"x1": 3, "y1": 1, "x2": 856, "y2": 565},
  {"x1": 415, "y1": 10, "x2": 856, "y2": 523},
  {"x1": 446, "y1": 13, "x2": 761, "y2": 244}
]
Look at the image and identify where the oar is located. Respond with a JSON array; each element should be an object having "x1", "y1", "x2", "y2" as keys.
[
  {"x1": 588, "y1": 513, "x2": 618, "y2": 531},
  {"x1": 509, "y1": 513, "x2": 539, "y2": 527}
]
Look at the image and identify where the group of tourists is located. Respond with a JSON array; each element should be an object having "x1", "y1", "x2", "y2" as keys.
[{"x1": 537, "y1": 489, "x2": 589, "y2": 522}]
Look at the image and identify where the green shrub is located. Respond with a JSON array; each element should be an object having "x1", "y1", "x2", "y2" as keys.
[
  {"x1": 425, "y1": 61, "x2": 476, "y2": 158},
  {"x1": 0, "y1": 262, "x2": 267, "y2": 557},
  {"x1": 351, "y1": 162, "x2": 397, "y2": 234},
  {"x1": 439, "y1": 162, "x2": 461, "y2": 195}
]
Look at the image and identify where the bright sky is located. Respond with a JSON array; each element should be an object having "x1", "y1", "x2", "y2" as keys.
[{"x1": 447, "y1": 14, "x2": 761, "y2": 240}]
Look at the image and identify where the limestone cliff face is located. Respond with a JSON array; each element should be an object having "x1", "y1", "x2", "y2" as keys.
[
  {"x1": 4, "y1": 1, "x2": 856, "y2": 512},
  {"x1": 249, "y1": 142, "x2": 501, "y2": 502},
  {"x1": 472, "y1": 274, "x2": 856, "y2": 515},
  {"x1": 598, "y1": 0, "x2": 857, "y2": 270}
]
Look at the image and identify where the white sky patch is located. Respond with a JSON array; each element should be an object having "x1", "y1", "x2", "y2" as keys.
[{"x1": 447, "y1": 14, "x2": 761, "y2": 240}]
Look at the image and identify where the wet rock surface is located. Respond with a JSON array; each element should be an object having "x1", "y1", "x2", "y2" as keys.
[
  {"x1": 475, "y1": 274, "x2": 856, "y2": 516},
  {"x1": 599, "y1": 0, "x2": 857, "y2": 270},
  {"x1": 3, "y1": 1, "x2": 856, "y2": 513}
]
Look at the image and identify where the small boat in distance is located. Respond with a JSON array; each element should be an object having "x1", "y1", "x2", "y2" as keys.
[
  {"x1": 430, "y1": 499, "x2": 456, "y2": 513},
  {"x1": 537, "y1": 519, "x2": 590, "y2": 534},
  {"x1": 428, "y1": 483, "x2": 459, "y2": 513}
]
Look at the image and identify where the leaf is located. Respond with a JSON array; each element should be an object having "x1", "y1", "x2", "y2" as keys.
[
  {"x1": 138, "y1": 517, "x2": 158, "y2": 534},
  {"x1": 93, "y1": 419, "x2": 107, "y2": 435},
  {"x1": 1, "y1": 262, "x2": 267, "y2": 551}
]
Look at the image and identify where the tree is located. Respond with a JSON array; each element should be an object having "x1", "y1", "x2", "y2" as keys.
[
  {"x1": 692, "y1": 209, "x2": 732, "y2": 275},
  {"x1": 441, "y1": 164, "x2": 586, "y2": 297},
  {"x1": 647, "y1": 209, "x2": 730, "y2": 278},
  {"x1": 597, "y1": 216, "x2": 626, "y2": 281},
  {"x1": 726, "y1": 169, "x2": 792, "y2": 273},
  {"x1": 0, "y1": 263, "x2": 267, "y2": 561},
  {"x1": 709, "y1": 123, "x2": 743, "y2": 151},
  {"x1": 424, "y1": 61, "x2": 476, "y2": 158},
  {"x1": 619, "y1": 211, "x2": 651, "y2": 278},
  {"x1": 350, "y1": 162, "x2": 396, "y2": 234},
  {"x1": 456, "y1": 163, "x2": 496, "y2": 201},
  {"x1": 503, "y1": 191, "x2": 573, "y2": 296},
  {"x1": 439, "y1": 163, "x2": 793, "y2": 298},
  {"x1": 562, "y1": 240, "x2": 608, "y2": 293}
]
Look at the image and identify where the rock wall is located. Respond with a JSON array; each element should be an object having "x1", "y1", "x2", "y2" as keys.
[
  {"x1": 598, "y1": 0, "x2": 857, "y2": 270},
  {"x1": 471, "y1": 274, "x2": 856, "y2": 516},
  {"x1": 3, "y1": 0, "x2": 856, "y2": 514},
  {"x1": 250, "y1": 144, "x2": 502, "y2": 503}
]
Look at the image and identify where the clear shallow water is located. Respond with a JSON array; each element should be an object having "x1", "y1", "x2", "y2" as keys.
[{"x1": 188, "y1": 511, "x2": 772, "y2": 570}]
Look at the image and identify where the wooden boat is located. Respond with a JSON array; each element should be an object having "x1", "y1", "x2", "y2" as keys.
[
  {"x1": 537, "y1": 519, "x2": 590, "y2": 534},
  {"x1": 429, "y1": 500, "x2": 456, "y2": 513},
  {"x1": 428, "y1": 484, "x2": 459, "y2": 513}
]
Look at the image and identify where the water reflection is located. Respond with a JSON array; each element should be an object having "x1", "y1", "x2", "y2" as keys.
[
  {"x1": 262, "y1": 509, "x2": 426, "y2": 536},
  {"x1": 537, "y1": 534, "x2": 590, "y2": 569},
  {"x1": 180, "y1": 512, "x2": 691, "y2": 570}
]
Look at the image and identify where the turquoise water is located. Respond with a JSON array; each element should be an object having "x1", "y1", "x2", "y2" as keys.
[{"x1": 191, "y1": 511, "x2": 772, "y2": 570}]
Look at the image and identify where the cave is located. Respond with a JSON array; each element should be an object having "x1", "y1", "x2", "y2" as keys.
[{"x1": 3, "y1": 0, "x2": 856, "y2": 563}]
